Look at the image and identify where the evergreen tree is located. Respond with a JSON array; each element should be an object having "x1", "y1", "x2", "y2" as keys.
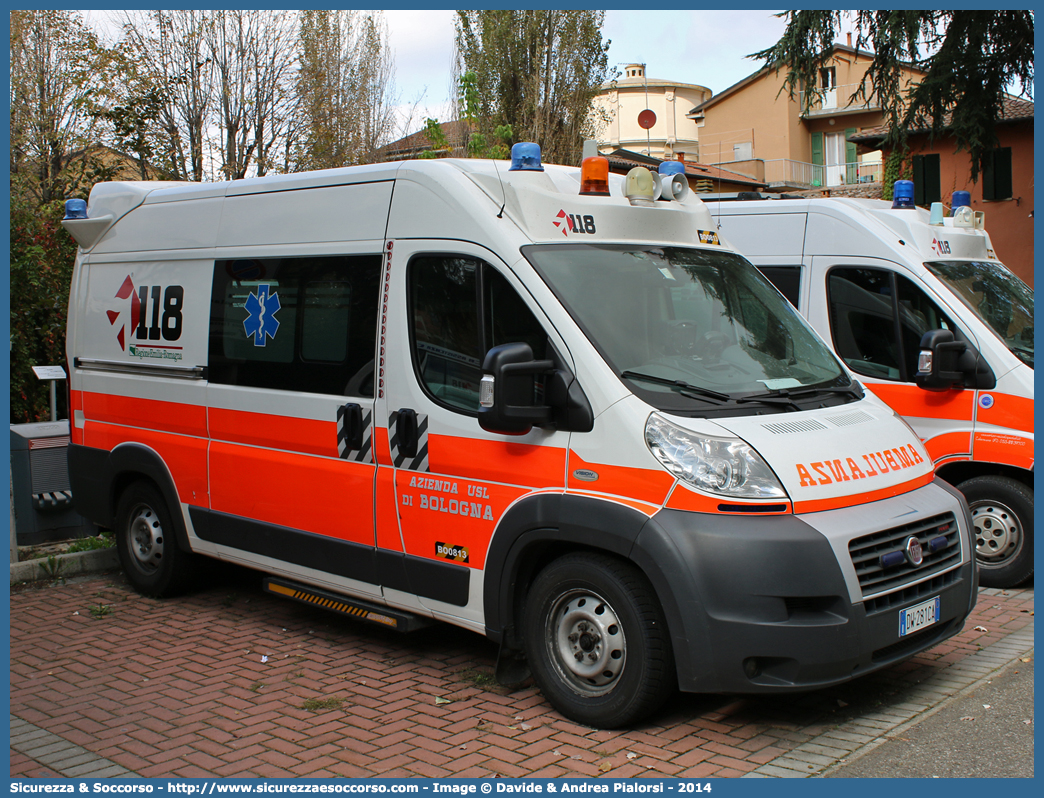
[{"x1": 752, "y1": 10, "x2": 1034, "y2": 180}]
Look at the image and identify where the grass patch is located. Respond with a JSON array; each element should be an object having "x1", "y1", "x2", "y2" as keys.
[
  {"x1": 66, "y1": 533, "x2": 114, "y2": 553},
  {"x1": 458, "y1": 668, "x2": 498, "y2": 688},
  {"x1": 301, "y1": 697, "x2": 345, "y2": 712},
  {"x1": 89, "y1": 603, "x2": 112, "y2": 619}
]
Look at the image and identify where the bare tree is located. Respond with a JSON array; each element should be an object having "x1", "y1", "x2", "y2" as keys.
[
  {"x1": 119, "y1": 10, "x2": 214, "y2": 181},
  {"x1": 208, "y1": 10, "x2": 298, "y2": 179},
  {"x1": 10, "y1": 10, "x2": 107, "y2": 203}
]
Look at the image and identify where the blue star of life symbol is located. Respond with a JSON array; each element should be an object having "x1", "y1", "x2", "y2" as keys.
[{"x1": 243, "y1": 284, "x2": 281, "y2": 346}]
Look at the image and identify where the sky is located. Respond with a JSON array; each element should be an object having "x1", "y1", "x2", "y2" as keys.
[
  {"x1": 81, "y1": 9, "x2": 800, "y2": 141},
  {"x1": 383, "y1": 9, "x2": 792, "y2": 136}
]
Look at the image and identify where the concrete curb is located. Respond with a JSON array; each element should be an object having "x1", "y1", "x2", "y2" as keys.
[
  {"x1": 10, "y1": 547, "x2": 119, "y2": 585},
  {"x1": 741, "y1": 597, "x2": 1035, "y2": 778}
]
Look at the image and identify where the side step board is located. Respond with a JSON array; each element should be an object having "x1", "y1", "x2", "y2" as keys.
[{"x1": 263, "y1": 577, "x2": 433, "y2": 633}]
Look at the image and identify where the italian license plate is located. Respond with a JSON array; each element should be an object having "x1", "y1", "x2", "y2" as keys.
[{"x1": 899, "y1": 596, "x2": 941, "y2": 637}]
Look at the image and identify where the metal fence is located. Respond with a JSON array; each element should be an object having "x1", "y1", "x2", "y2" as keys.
[{"x1": 763, "y1": 159, "x2": 882, "y2": 188}]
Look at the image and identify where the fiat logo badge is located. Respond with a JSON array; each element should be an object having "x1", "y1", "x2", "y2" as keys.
[{"x1": 905, "y1": 536, "x2": 924, "y2": 566}]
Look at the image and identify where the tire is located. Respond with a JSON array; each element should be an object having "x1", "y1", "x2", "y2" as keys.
[
  {"x1": 957, "y1": 475, "x2": 1033, "y2": 588},
  {"x1": 115, "y1": 480, "x2": 195, "y2": 597},
  {"x1": 523, "y1": 552, "x2": 675, "y2": 729}
]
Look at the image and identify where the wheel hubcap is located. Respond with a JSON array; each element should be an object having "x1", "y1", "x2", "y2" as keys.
[
  {"x1": 548, "y1": 590, "x2": 626, "y2": 696},
  {"x1": 970, "y1": 500, "x2": 1022, "y2": 567},
  {"x1": 128, "y1": 504, "x2": 164, "y2": 573}
]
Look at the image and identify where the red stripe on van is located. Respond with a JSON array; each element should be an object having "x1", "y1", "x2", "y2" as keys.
[
  {"x1": 69, "y1": 390, "x2": 84, "y2": 445},
  {"x1": 428, "y1": 434, "x2": 565, "y2": 489},
  {"x1": 924, "y1": 431, "x2": 973, "y2": 465},
  {"x1": 866, "y1": 383, "x2": 974, "y2": 421},
  {"x1": 81, "y1": 391, "x2": 207, "y2": 438},
  {"x1": 209, "y1": 407, "x2": 336, "y2": 457},
  {"x1": 792, "y1": 472, "x2": 935, "y2": 514},
  {"x1": 974, "y1": 432, "x2": 1034, "y2": 470},
  {"x1": 666, "y1": 484, "x2": 792, "y2": 515},
  {"x1": 84, "y1": 422, "x2": 209, "y2": 507},
  {"x1": 567, "y1": 452, "x2": 675, "y2": 506},
  {"x1": 209, "y1": 442, "x2": 375, "y2": 545},
  {"x1": 977, "y1": 393, "x2": 1034, "y2": 434}
]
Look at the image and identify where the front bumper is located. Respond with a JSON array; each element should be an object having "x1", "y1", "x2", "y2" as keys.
[{"x1": 632, "y1": 479, "x2": 977, "y2": 694}]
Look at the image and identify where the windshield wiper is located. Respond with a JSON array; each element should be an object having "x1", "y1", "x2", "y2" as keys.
[
  {"x1": 620, "y1": 370, "x2": 731, "y2": 404},
  {"x1": 737, "y1": 384, "x2": 862, "y2": 411}
]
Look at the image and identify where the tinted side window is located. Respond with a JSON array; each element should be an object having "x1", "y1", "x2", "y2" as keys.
[
  {"x1": 210, "y1": 255, "x2": 381, "y2": 396},
  {"x1": 758, "y1": 266, "x2": 801, "y2": 308},
  {"x1": 829, "y1": 267, "x2": 958, "y2": 382},
  {"x1": 410, "y1": 255, "x2": 546, "y2": 414}
]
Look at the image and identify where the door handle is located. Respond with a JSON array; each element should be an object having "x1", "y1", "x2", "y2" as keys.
[
  {"x1": 339, "y1": 402, "x2": 364, "y2": 451},
  {"x1": 396, "y1": 408, "x2": 419, "y2": 459}
]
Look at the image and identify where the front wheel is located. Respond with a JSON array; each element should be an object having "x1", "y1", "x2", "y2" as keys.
[
  {"x1": 958, "y1": 475, "x2": 1033, "y2": 588},
  {"x1": 115, "y1": 480, "x2": 195, "y2": 597},
  {"x1": 523, "y1": 553, "x2": 675, "y2": 728}
]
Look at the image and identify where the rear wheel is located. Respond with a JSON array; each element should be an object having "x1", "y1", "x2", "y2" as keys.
[
  {"x1": 957, "y1": 475, "x2": 1033, "y2": 588},
  {"x1": 115, "y1": 481, "x2": 195, "y2": 597},
  {"x1": 523, "y1": 553, "x2": 674, "y2": 728}
]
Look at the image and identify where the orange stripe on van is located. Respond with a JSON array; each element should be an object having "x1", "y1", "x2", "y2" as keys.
[
  {"x1": 375, "y1": 466, "x2": 402, "y2": 552},
  {"x1": 564, "y1": 490, "x2": 661, "y2": 517},
  {"x1": 70, "y1": 390, "x2": 84, "y2": 445},
  {"x1": 81, "y1": 391, "x2": 207, "y2": 438},
  {"x1": 209, "y1": 407, "x2": 336, "y2": 457},
  {"x1": 372, "y1": 426, "x2": 392, "y2": 467},
  {"x1": 665, "y1": 484, "x2": 792, "y2": 515},
  {"x1": 793, "y1": 472, "x2": 935, "y2": 515},
  {"x1": 429, "y1": 434, "x2": 565, "y2": 488},
  {"x1": 924, "y1": 431, "x2": 973, "y2": 465},
  {"x1": 396, "y1": 474, "x2": 527, "y2": 569},
  {"x1": 977, "y1": 393, "x2": 1034, "y2": 434},
  {"x1": 866, "y1": 383, "x2": 974, "y2": 421},
  {"x1": 210, "y1": 442, "x2": 375, "y2": 546},
  {"x1": 567, "y1": 452, "x2": 674, "y2": 505},
  {"x1": 84, "y1": 422, "x2": 209, "y2": 507},
  {"x1": 974, "y1": 432, "x2": 1034, "y2": 470}
]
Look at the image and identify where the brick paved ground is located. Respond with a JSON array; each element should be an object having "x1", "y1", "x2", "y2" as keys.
[{"x1": 9, "y1": 565, "x2": 1034, "y2": 779}]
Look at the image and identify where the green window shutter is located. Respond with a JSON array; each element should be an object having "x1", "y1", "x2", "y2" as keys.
[
  {"x1": 912, "y1": 155, "x2": 926, "y2": 205},
  {"x1": 811, "y1": 132, "x2": 824, "y2": 164},
  {"x1": 811, "y1": 131, "x2": 824, "y2": 186},
  {"x1": 845, "y1": 128, "x2": 857, "y2": 183},
  {"x1": 983, "y1": 148, "x2": 1012, "y2": 200},
  {"x1": 912, "y1": 154, "x2": 940, "y2": 206}
]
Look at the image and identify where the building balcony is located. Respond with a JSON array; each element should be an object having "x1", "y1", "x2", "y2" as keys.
[
  {"x1": 762, "y1": 158, "x2": 882, "y2": 189},
  {"x1": 798, "y1": 82, "x2": 882, "y2": 117}
]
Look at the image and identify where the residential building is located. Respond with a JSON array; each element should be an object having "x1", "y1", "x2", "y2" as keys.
[
  {"x1": 376, "y1": 120, "x2": 473, "y2": 161},
  {"x1": 852, "y1": 95, "x2": 1034, "y2": 286},
  {"x1": 604, "y1": 148, "x2": 766, "y2": 194},
  {"x1": 693, "y1": 42, "x2": 925, "y2": 191},
  {"x1": 592, "y1": 64, "x2": 712, "y2": 161}
]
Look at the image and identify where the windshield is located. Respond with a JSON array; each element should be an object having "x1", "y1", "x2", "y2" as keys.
[
  {"x1": 925, "y1": 261, "x2": 1034, "y2": 369},
  {"x1": 524, "y1": 244, "x2": 853, "y2": 414}
]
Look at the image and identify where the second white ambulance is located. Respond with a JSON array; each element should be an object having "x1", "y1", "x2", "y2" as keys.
[
  {"x1": 711, "y1": 184, "x2": 1033, "y2": 588},
  {"x1": 63, "y1": 149, "x2": 977, "y2": 728}
]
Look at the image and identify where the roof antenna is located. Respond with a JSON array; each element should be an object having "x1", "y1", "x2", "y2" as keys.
[{"x1": 493, "y1": 156, "x2": 506, "y2": 218}]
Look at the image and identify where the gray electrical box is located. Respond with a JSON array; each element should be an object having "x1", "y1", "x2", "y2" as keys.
[{"x1": 10, "y1": 420, "x2": 94, "y2": 546}]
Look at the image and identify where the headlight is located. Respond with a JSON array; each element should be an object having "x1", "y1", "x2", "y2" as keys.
[{"x1": 645, "y1": 413, "x2": 787, "y2": 499}]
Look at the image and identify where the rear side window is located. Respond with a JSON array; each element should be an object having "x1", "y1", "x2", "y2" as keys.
[
  {"x1": 408, "y1": 255, "x2": 547, "y2": 414},
  {"x1": 209, "y1": 255, "x2": 381, "y2": 396},
  {"x1": 758, "y1": 265, "x2": 802, "y2": 308}
]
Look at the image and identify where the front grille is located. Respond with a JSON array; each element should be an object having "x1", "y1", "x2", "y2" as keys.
[
  {"x1": 862, "y1": 570, "x2": 959, "y2": 616},
  {"x1": 849, "y1": 512, "x2": 961, "y2": 600}
]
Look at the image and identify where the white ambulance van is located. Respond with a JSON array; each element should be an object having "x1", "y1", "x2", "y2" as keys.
[
  {"x1": 63, "y1": 148, "x2": 977, "y2": 728},
  {"x1": 710, "y1": 184, "x2": 1033, "y2": 588}
]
